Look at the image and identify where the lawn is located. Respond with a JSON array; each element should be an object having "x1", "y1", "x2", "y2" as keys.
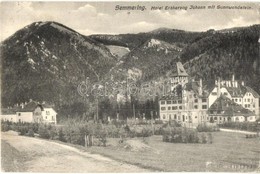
[{"x1": 85, "y1": 132, "x2": 260, "y2": 172}]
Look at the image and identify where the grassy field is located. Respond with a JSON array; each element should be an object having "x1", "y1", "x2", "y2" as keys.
[{"x1": 85, "y1": 132, "x2": 260, "y2": 172}]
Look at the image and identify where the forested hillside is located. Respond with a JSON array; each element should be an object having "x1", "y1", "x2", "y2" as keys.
[{"x1": 1, "y1": 22, "x2": 259, "y2": 121}]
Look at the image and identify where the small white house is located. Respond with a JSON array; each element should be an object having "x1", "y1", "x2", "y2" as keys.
[{"x1": 1, "y1": 101, "x2": 57, "y2": 124}]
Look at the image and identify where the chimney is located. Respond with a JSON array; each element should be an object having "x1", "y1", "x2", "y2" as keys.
[
  {"x1": 199, "y1": 79, "x2": 203, "y2": 95},
  {"x1": 21, "y1": 103, "x2": 24, "y2": 109},
  {"x1": 29, "y1": 99, "x2": 32, "y2": 102},
  {"x1": 232, "y1": 74, "x2": 235, "y2": 87},
  {"x1": 42, "y1": 101, "x2": 46, "y2": 104},
  {"x1": 241, "y1": 81, "x2": 245, "y2": 86},
  {"x1": 217, "y1": 77, "x2": 221, "y2": 97}
]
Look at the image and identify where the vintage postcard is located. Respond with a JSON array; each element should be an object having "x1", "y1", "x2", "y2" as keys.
[{"x1": 1, "y1": 1, "x2": 260, "y2": 172}]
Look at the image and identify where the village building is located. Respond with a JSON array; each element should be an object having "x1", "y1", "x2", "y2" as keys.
[
  {"x1": 1, "y1": 100, "x2": 57, "y2": 124},
  {"x1": 208, "y1": 95, "x2": 256, "y2": 123},
  {"x1": 208, "y1": 75, "x2": 259, "y2": 118},
  {"x1": 160, "y1": 62, "x2": 209, "y2": 126},
  {"x1": 159, "y1": 62, "x2": 260, "y2": 125}
]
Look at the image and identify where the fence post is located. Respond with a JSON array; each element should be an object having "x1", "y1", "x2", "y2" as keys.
[{"x1": 85, "y1": 134, "x2": 87, "y2": 147}]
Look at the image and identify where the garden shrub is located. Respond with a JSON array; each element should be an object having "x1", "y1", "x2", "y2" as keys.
[
  {"x1": 219, "y1": 122, "x2": 257, "y2": 132},
  {"x1": 26, "y1": 129, "x2": 35, "y2": 137},
  {"x1": 201, "y1": 133, "x2": 207, "y2": 144},
  {"x1": 58, "y1": 128, "x2": 66, "y2": 142},
  {"x1": 197, "y1": 123, "x2": 219, "y2": 132},
  {"x1": 38, "y1": 125, "x2": 50, "y2": 139},
  {"x1": 162, "y1": 126, "x2": 202, "y2": 143},
  {"x1": 1, "y1": 122, "x2": 10, "y2": 132},
  {"x1": 207, "y1": 133, "x2": 213, "y2": 144}
]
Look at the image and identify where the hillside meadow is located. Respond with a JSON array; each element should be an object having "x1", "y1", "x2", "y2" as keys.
[{"x1": 85, "y1": 132, "x2": 260, "y2": 172}]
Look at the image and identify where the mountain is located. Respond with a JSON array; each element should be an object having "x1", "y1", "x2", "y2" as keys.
[
  {"x1": 1, "y1": 21, "x2": 117, "y2": 107},
  {"x1": 181, "y1": 24, "x2": 260, "y2": 94},
  {"x1": 90, "y1": 28, "x2": 209, "y2": 51},
  {"x1": 2, "y1": 21, "x2": 260, "y2": 119}
]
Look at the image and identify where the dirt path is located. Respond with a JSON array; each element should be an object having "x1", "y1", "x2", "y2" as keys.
[
  {"x1": 1, "y1": 131, "x2": 150, "y2": 172},
  {"x1": 220, "y1": 128, "x2": 258, "y2": 135}
]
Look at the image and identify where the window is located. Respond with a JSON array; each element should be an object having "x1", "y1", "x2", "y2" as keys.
[
  {"x1": 174, "y1": 115, "x2": 177, "y2": 119},
  {"x1": 248, "y1": 104, "x2": 250, "y2": 108},
  {"x1": 224, "y1": 92, "x2": 228, "y2": 95},
  {"x1": 52, "y1": 116, "x2": 54, "y2": 120},
  {"x1": 220, "y1": 117, "x2": 222, "y2": 120},
  {"x1": 232, "y1": 99, "x2": 234, "y2": 101},
  {"x1": 179, "y1": 106, "x2": 182, "y2": 110},
  {"x1": 251, "y1": 99, "x2": 254, "y2": 102},
  {"x1": 202, "y1": 98, "x2": 207, "y2": 103},
  {"x1": 194, "y1": 105, "x2": 198, "y2": 109},
  {"x1": 245, "y1": 104, "x2": 247, "y2": 108},
  {"x1": 244, "y1": 99, "x2": 246, "y2": 102},
  {"x1": 19, "y1": 119, "x2": 21, "y2": 122},
  {"x1": 214, "y1": 117, "x2": 217, "y2": 120},
  {"x1": 167, "y1": 101, "x2": 171, "y2": 104},
  {"x1": 172, "y1": 106, "x2": 177, "y2": 110},
  {"x1": 253, "y1": 104, "x2": 255, "y2": 108},
  {"x1": 18, "y1": 113, "x2": 21, "y2": 116},
  {"x1": 239, "y1": 99, "x2": 241, "y2": 102},
  {"x1": 202, "y1": 105, "x2": 207, "y2": 109},
  {"x1": 46, "y1": 111, "x2": 50, "y2": 115},
  {"x1": 163, "y1": 115, "x2": 166, "y2": 119},
  {"x1": 45, "y1": 116, "x2": 47, "y2": 119},
  {"x1": 161, "y1": 101, "x2": 165, "y2": 105},
  {"x1": 248, "y1": 99, "x2": 250, "y2": 102},
  {"x1": 168, "y1": 107, "x2": 171, "y2": 110},
  {"x1": 235, "y1": 99, "x2": 238, "y2": 102},
  {"x1": 178, "y1": 100, "x2": 182, "y2": 104},
  {"x1": 194, "y1": 99, "x2": 198, "y2": 103},
  {"x1": 195, "y1": 116, "x2": 197, "y2": 119},
  {"x1": 212, "y1": 92, "x2": 217, "y2": 96},
  {"x1": 169, "y1": 115, "x2": 171, "y2": 119},
  {"x1": 172, "y1": 100, "x2": 177, "y2": 104},
  {"x1": 161, "y1": 107, "x2": 166, "y2": 111}
]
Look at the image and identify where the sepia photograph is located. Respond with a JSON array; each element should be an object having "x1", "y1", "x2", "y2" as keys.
[{"x1": 0, "y1": 1, "x2": 260, "y2": 172}]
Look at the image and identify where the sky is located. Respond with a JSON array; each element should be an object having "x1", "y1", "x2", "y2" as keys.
[{"x1": 0, "y1": 1, "x2": 259, "y2": 41}]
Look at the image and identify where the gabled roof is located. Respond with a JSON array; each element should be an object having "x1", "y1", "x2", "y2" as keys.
[
  {"x1": 209, "y1": 95, "x2": 255, "y2": 117},
  {"x1": 207, "y1": 82, "x2": 259, "y2": 99},
  {"x1": 225, "y1": 85, "x2": 246, "y2": 98},
  {"x1": 18, "y1": 101, "x2": 55, "y2": 112},
  {"x1": 170, "y1": 62, "x2": 188, "y2": 77},
  {"x1": 21, "y1": 101, "x2": 40, "y2": 112},
  {"x1": 245, "y1": 86, "x2": 260, "y2": 98}
]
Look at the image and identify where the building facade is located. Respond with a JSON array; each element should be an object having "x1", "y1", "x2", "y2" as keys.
[
  {"x1": 159, "y1": 62, "x2": 260, "y2": 125},
  {"x1": 208, "y1": 75, "x2": 259, "y2": 119},
  {"x1": 160, "y1": 62, "x2": 209, "y2": 126},
  {"x1": 208, "y1": 95, "x2": 256, "y2": 124},
  {"x1": 1, "y1": 101, "x2": 57, "y2": 124}
]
